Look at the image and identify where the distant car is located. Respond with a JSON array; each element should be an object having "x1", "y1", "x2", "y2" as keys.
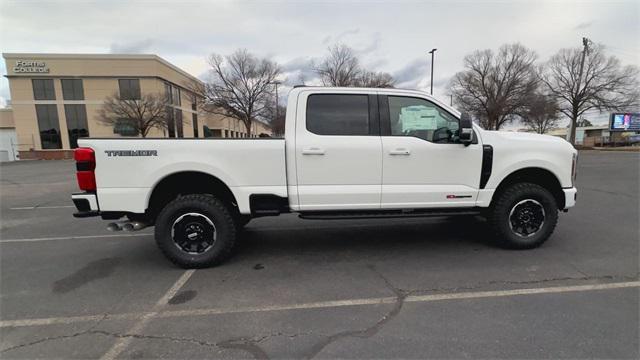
[{"x1": 71, "y1": 87, "x2": 578, "y2": 268}]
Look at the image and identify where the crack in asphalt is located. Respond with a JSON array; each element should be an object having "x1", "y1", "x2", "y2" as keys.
[
  {"x1": 2, "y1": 272, "x2": 636, "y2": 357},
  {"x1": 301, "y1": 264, "x2": 407, "y2": 359},
  {"x1": 0, "y1": 314, "x2": 108, "y2": 354}
]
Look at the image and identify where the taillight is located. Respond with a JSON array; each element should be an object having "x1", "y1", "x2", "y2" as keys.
[
  {"x1": 571, "y1": 153, "x2": 578, "y2": 186},
  {"x1": 74, "y1": 147, "x2": 96, "y2": 191}
]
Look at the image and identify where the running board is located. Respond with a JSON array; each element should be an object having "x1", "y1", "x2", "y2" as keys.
[{"x1": 298, "y1": 208, "x2": 482, "y2": 220}]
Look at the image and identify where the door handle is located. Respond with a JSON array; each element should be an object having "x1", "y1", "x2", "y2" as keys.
[
  {"x1": 389, "y1": 148, "x2": 411, "y2": 155},
  {"x1": 302, "y1": 147, "x2": 325, "y2": 155}
]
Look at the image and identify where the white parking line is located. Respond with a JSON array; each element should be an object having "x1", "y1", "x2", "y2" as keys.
[
  {"x1": 0, "y1": 233, "x2": 153, "y2": 243},
  {"x1": 0, "y1": 281, "x2": 636, "y2": 329},
  {"x1": 10, "y1": 205, "x2": 75, "y2": 210},
  {"x1": 100, "y1": 269, "x2": 196, "y2": 360}
]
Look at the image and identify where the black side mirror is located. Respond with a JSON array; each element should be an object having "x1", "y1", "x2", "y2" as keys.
[{"x1": 459, "y1": 112, "x2": 473, "y2": 146}]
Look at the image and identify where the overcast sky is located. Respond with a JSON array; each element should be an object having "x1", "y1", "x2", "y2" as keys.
[{"x1": 1, "y1": 0, "x2": 638, "y2": 126}]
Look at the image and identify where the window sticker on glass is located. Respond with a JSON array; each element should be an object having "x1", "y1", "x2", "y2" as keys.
[{"x1": 399, "y1": 105, "x2": 438, "y2": 132}]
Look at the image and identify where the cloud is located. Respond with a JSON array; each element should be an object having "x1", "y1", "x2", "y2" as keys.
[
  {"x1": 280, "y1": 57, "x2": 319, "y2": 86},
  {"x1": 323, "y1": 28, "x2": 360, "y2": 45},
  {"x1": 392, "y1": 58, "x2": 428, "y2": 88},
  {"x1": 573, "y1": 21, "x2": 593, "y2": 30},
  {"x1": 355, "y1": 32, "x2": 381, "y2": 56},
  {"x1": 109, "y1": 39, "x2": 155, "y2": 54}
]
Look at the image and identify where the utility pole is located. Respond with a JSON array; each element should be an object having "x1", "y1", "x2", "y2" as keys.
[
  {"x1": 272, "y1": 80, "x2": 281, "y2": 128},
  {"x1": 569, "y1": 37, "x2": 590, "y2": 144},
  {"x1": 428, "y1": 48, "x2": 437, "y2": 95}
]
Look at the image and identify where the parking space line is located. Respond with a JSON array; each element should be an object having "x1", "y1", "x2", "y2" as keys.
[
  {"x1": 1, "y1": 281, "x2": 637, "y2": 330},
  {"x1": 100, "y1": 269, "x2": 196, "y2": 360},
  {"x1": 404, "y1": 281, "x2": 640, "y2": 303},
  {"x1": 10, "y1": 205, "x2": 75, "y2": 210},
  {"x1": 0, "y1": 233, "x2": 153, "y2": 243}
]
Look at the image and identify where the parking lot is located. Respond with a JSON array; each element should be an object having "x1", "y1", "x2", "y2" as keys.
[{"x1": 0, "y1": 151, "x2": 638, "y2": 359}]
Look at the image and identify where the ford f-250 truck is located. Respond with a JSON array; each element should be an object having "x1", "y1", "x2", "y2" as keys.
[{"x1": 71, "y1": 87, "x2": 578, "y2": 268}]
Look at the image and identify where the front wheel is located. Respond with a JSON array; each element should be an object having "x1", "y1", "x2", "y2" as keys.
[
  {"x1": 154, "y1": 194, "x2": 237, "y2": 268},
  {"x1": 488, "y1": 183, "x2": 558, "y2": 249}
]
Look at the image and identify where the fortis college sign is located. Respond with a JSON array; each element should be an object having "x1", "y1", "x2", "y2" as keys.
[{"x1": 12, "y1": 60, "x2": 49, "y2": 73}]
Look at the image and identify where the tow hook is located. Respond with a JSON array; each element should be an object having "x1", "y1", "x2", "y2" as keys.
[{"x1": 107, "y1": 221, "x2": 148, "y2": 232}]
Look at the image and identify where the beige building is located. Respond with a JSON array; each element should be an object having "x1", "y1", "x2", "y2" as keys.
[{"x1": 2, "y1": 53, "x2": 272, "y2": 160}]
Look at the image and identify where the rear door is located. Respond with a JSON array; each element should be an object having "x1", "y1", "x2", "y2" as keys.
[
  {"x1": 379, "y1": 94, "x2": 482, "y2": 208},
  {"x1": 295, "y1": 90, "x2": 382, "y2": 210}
]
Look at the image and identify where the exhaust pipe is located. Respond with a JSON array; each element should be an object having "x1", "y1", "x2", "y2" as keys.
[
  {"x1": 106, "y1": 222, "x2": 122, "y2": 232},
  {"x1": 122, "y1": 221, "x2": 148, "y2": 232},
  {"x1": 107, "y1": 221, "x2": 148, "y2": 232}
]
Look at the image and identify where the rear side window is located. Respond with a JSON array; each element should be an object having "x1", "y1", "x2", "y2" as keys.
[{"x1": 306, "y1": 94, "x2": 370, "y2": 136}]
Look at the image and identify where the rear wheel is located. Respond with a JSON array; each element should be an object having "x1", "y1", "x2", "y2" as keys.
[
  {"x1": 489, "y1": 183, "x2": 558, "y2": 249},
  {"x1": 155, "y1": 194, "x2": 236, "y2": 268}
]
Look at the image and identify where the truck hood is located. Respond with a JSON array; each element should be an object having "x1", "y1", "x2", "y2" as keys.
[{"x1": 480, "y1": 130, "x2": 572, "y2": 147}]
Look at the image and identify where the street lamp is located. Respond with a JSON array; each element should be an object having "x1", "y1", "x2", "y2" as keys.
[
  {"x1": 271, "y1": 80, "x2": 282, "y2": 122},
  {"x1": 428, "y1": 48, "x2": 437, "y2": 95}
]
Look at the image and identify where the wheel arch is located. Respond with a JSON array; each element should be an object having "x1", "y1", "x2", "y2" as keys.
[
  {"x1": 491, "y1": 167, "x2": 565, "y2": 209},
  {"x1": 146, "y1": 171, "x2": 239, "y2": 222}
]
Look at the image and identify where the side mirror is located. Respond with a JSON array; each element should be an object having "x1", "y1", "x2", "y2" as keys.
[{"x1": 459, "y1": 112, "x2": 473, "y2": 146}]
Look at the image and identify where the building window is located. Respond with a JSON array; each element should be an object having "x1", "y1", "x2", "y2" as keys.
[
  {"x1": 192, "y1": 103, "x2": 199, "y2": 138},
  {"x1": 172, "y1": 87, "x2": 181, "y2": 106},
  {"x1": 35, "y1": 104, "x2": 62, "y2": 149},
  {"x1": 32, "y1": 79, "x2": 56, "y2": 100},
  {"x1": 61, "y1": 79, "x2": 84, "y2": 100},
  {"x1": 306, "y1": 94, "x2": 370, "y2": 136},
  {"x1": 118, "y1": 79, "x2": 141, "y2": 100},
  {"x1": 166, "y1": 106, "x2": 175, "y2": 138},
  {"x1": 175, "y1": 109, "x2": 183, "y2": 138},
  {"x1": 64, "y1": 105, "x2": 89, "y2": 148},
  {"x1": 113, "y1": 119, "x2": 139, "y2": 137},
  {"x1": 164, "y1": 82, "x2": 181, "y2": 105}
]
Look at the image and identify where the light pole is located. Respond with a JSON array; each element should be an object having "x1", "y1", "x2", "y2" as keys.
[
  {"x1": 428, "y1": 48, "x2": 437, "y2": 95},
  {"x1": 272, "y1": 80, "x2": 281, "y2": 123}
]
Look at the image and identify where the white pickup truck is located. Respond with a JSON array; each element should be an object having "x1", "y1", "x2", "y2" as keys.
[{"x1": 72, "y1": 87, "x2": 578, "y2": 268}]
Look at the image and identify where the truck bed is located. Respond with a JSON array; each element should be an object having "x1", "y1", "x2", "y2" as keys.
[{"x1": 77, "y1": 138, "x2": 287, "y2": 214}]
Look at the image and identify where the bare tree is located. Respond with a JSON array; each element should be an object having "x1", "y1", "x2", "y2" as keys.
[
  {"x1": 264, "y1": 101, "x2": 286, "y2": 136},
  {"x1": 539, "y1": 43, "x2": 640, "y2": 144},
  {"x1": 313, "y1": 44, "x2": 361, "y2": 86},
  {"x1": 450, "y1": 43, "x2": 539, "y2": 130},
  {"x1": 202, "y1": 49, "x2": 281, "y2": 137},
  {"x1": 521, "y1": 93, "x2": 560, "y2": 134},
  {"x1": 359, "y1": 70, "x2": 395, "y2": 88},
  {"x1": 313, "y1": 44, "x2": 395, "y2": 88},
  {"x1": 98, "y1": 93, "x2": 171, "y2": 137}
]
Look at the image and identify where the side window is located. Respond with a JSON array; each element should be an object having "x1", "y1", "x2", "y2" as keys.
[
  {"x1": 388, "y1": 96, "x2": 459, "y2": 143},
  {"x1": 306, "y1": 94, "x2": 370, "y2": 136}
]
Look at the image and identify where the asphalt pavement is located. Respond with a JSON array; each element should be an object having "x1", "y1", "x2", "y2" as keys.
[{"x1": 0, "y1": 151, "x2": 638, "y2": 359}]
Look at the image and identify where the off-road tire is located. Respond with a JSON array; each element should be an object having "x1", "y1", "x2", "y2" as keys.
[
  {"x1": 488, "y1": 183, "x2": 558, "y2": 249},
  {"x1": 155, "y1": 194, "x2": 237, "y2": 268}
]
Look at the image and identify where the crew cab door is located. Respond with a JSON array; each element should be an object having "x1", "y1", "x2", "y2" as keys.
[
  {"x1": 295, "y1": 91, "x2": 382, "y2": 210},
  {"x1": 379, "y1": 94, "x2": 482, "y2": 208}
]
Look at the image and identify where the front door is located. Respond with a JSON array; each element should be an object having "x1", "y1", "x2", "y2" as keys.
[
  {"x1": 379, "y1": 95, "x2": 482, "y2": 208},
  {"x1": 295, "y1": 91, "x2": 382, "y2": 211}
]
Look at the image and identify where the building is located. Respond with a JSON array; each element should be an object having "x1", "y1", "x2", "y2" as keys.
[
  {"x1": 548, "y1": 126, "x2": 639, "y2": 146},
  {"x1": 2, "y1": 53, "x2": 272, "y2": 160},
  {"x1": 0, "y1": 107, "x2": 17, "y2": 161}
]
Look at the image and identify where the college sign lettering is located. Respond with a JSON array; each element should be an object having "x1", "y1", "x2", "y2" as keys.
[{"x1": 13, "y1": 60, "x2": 49, "y2": 73}]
